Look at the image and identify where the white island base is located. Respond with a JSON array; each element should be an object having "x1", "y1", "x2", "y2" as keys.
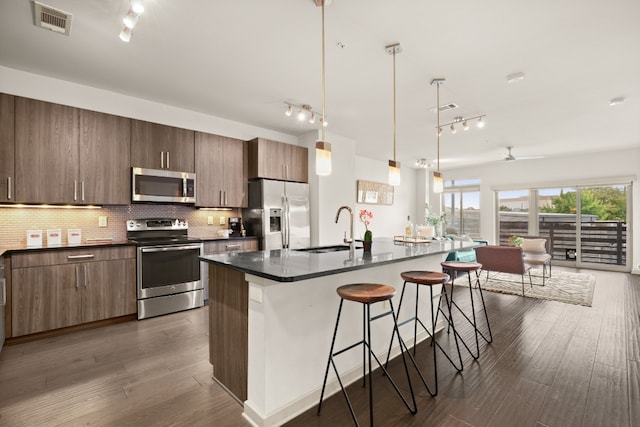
[{"x1": 242, "y1": 253, "x2": 449, "y2": 427}]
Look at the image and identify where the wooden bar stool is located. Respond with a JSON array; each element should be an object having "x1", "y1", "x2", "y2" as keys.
[
  {"x1": 317, "y1": 283, "x2": 417, "y2": 426},
  {"x1": 385, "y1": 271, "x2": 463, "y2": 397},
  {"x1": 440, "y1": 261, "x2": 493, "y2": 359}
]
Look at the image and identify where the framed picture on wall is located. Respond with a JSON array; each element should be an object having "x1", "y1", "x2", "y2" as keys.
[{"x1": 356, "y1": 180, "x2": 394, "y2": 205}]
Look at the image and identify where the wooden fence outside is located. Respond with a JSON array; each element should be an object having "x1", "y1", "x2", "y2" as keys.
[{"x1": 499, "y1": 218, "x2": 627, "y2": 266}]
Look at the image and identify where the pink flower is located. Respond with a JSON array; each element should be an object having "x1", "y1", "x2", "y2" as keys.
[{"x1": 359, "y1": 209, "x2": 373, "y2": 231}]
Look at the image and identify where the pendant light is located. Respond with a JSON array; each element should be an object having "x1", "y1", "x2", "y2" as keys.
[
  {"x1": 431, "y1": 78, "x2": 445, "y2": 193},
  {"x1": 387, "y1": 43, "x2": 402, "y2": 186},
  {"x1": 315, "y1": 0, "x2": 331, "y2": 176}
]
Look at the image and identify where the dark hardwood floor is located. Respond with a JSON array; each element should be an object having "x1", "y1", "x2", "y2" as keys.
[{"x1": 0, "y1": 267, "x2": 638, "y2": 426}]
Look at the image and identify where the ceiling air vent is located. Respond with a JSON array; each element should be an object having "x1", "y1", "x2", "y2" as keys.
[
  {"x1": 430, "y1": 103, "x2": 459, "y2": 113},
  {"x1": 33, "y1": 1, "x2": 72, "y2": 35}
]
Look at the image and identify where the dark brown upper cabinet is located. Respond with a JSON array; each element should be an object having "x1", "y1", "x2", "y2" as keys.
[
  {"x1": 0, "y1": 93, "x2": 15, "y2": 202},
  {"x1": 79, "y1": 110, "x2": 131, "y2": 205},
  {"x1": 131, "y1": 120, "x2": 195, "y2": 172},
  {"x1": 15, "y1": 97, "x2": 80, "y2": 203},
  {"x1": 195, "y1": 132, "x2": 247, "y2": 208},
  {"x1": 13, "y1": 97, "x2": 131, "y2": 205},
  {"x1": 247, "y1": 138, "x2": 308, "y2": 183}
]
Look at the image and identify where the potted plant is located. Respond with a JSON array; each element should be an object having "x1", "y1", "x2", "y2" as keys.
[
  {"x1": 359, "y1": 209, "x2": 374, "y2": 252},
  {"x1": 424, "y1": 204, "x2": 447, "y2": 237}
]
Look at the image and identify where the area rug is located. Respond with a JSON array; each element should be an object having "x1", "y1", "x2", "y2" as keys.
[{"x1": 476, "y1": 269, "x2": 596, "y2": 307}]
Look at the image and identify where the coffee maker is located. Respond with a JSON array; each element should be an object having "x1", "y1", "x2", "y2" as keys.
[{"x1": 229, "y1": 217, "x2": 242, "y2": 237}]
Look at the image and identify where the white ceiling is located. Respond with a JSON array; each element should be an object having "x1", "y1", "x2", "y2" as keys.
[{"x1": 1, "y1": 0, "x2": 639, "y2": 169}]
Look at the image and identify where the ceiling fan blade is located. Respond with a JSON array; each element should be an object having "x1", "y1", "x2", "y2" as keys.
[{"x1": 516, "y1": 155, "x2": 544, "y2": 160}]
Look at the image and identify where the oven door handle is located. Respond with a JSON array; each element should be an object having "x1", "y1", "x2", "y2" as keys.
[{"x1": 141, "y1": 245, "x2": 201, "y2": 253}]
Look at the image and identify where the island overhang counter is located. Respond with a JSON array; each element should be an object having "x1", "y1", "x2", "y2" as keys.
[{"x1": 200, "y1": 238, "x2": 479, "y2": 427}]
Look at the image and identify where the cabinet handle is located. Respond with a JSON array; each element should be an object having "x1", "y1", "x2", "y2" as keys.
[
  {"x1": 73, "y1": 181, "x2": 77, "y2": 201},
  {"x1": 224, "y1": 191, "x2": 228, "y2": 205},
  {"x1": 75, "y1": 265, "x2": 80, "y2": 288},
  {"x1": 83, "y1": 264, "x2": 88, "y2": 288},
  {"x1": 67, "y1": 254, "x2": 95, "y2": 260},
  {"x1": 166, "y1": 151, "x2": 170, "y2": 169},
  {"x1": 161, "y1": 151, "x2": 164, "y2": 169},
  {"x1": 219, "y1": 190, "x2": 223, "y2": 206},
  {"x1": 81, "y1": 181, "x2": 85, "y2": 201},
  {"x1": 7, "y1": 176, "x2": 11, "y2": 200},
  {"x1": 225, "y1": 244, "x2": 241, "y2": 251}
]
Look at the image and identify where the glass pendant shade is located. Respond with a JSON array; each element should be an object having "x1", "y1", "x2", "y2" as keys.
[
  {"x1": 388, "y1": 160, "x2": 401, "y2": 186},
  {"x1": 316, "y1": 141, "x2": 332, "y2": 176},
  {"x1": 433, "y1": 171, "x2": 444, "y2": 193}
]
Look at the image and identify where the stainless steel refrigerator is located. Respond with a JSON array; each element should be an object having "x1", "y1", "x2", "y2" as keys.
[{"x1": 243, "y1": 179, "x2": 310, "y2": 250}]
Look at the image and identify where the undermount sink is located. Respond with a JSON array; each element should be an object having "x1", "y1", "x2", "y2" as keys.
[{"x1": 295, "y1": 244, "x2": 363, "y2": 254}]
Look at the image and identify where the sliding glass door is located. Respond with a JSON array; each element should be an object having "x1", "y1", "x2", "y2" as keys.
[
  {"x1": 578, "y1": 185, "x2": 628, "y2": 268},
  {"x1": 496, "y1": 183, "x2": 630, "y2": 271}
]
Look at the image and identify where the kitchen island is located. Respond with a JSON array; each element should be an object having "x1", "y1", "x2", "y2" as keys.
[{"x1": 200, "y1": 238, "x2": 479, "y2": 427}]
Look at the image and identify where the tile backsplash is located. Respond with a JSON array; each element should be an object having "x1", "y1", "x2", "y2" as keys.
[{"x1": 0, "y1": 205, "x2": 241, "y2": 247}]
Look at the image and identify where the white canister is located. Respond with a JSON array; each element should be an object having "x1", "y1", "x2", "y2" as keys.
[
  {"x1": 27, "y1": 230, "x2": 43, "y2": 247},
  {"x1": 47, "y1": 229, "x2": 62, "y2": 246},
  {"x1": 68, "y1": 229, "x2": 82, "y2": 245}
]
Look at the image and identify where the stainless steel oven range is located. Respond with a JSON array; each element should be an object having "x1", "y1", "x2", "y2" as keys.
[{"x1": 127, "y1": 218, "x2": 203, "y2": 319}]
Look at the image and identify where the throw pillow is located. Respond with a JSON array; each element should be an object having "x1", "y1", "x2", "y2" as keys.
[{"x1": 521, "y1": 238, "x2": 546, "y2": 253}]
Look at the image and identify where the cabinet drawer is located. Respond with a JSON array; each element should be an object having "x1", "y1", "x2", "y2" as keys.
[
  {"x1": 204, "y1": 238, "x2": 258, "y2": 254},
  {"x1": 11, "y1": 246, "x2": 135, "y2": 268}
]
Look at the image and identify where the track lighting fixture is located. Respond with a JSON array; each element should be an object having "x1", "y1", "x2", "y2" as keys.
[
  {"x1": 119, "y1": 0, "x2": 144, "y2": 42},
  {"x1": 415, "y1": 158, "x2": 431, "y2": 169},
  {"x1": 437, "y1": 114, "x2": 487, "y2": 134},
  {"x1": 283, "y1": 102, "x2": 327, "y2": 128}
]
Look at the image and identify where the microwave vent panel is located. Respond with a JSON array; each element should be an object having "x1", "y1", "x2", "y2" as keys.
[{"x1": 33, "y1": 1, "x2": 72, "y2": 35}]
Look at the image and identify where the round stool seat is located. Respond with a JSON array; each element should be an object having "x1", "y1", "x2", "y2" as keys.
[
  {"x1": 441, "y1": 261, "x2": 482, "y2": 272},
  {"x1": 337, "y1": 283, "x2": 396, "y2": 304},
  {"x1": 400, "y1": 271, "x2": 449, "y2": 285}
]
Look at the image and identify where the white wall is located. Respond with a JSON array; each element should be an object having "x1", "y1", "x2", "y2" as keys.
[
  {"x1": 353, "y1": 157, "x2": 416, "y2": 240},
  {"x1": 304, "y1": 130, "x2": 419, "y2": 245},
  {"x1": 442, "y1": 147, "x2": 640, "y2": 272}
]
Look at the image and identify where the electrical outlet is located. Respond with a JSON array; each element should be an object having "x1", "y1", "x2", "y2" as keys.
[
  {"x1": 207, "y1": 216, "x2": 214, "y2": 225},
  {"x1": 98, "y1": 216, "x2": 107, "y2": 227},
  {"x1": 219, "y1": 216, "x2": 226, "y2": 225}
]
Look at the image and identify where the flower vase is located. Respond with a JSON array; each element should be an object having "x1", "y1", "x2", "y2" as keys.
[{"x1": 363, "y1": 240, "x2": 372, "y2": 253}]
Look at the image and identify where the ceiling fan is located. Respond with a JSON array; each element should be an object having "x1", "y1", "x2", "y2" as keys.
[{"x1": 503, "y1": 146, "x2": 544, "y2": 161}]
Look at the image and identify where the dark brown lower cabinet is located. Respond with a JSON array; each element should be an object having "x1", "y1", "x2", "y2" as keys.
[
  {"x1": 208, "y1": 264, "x2": 248, "y2": 402},
  {"x1": 10, "y1": 247, "x2": 136, "y2": 337}
]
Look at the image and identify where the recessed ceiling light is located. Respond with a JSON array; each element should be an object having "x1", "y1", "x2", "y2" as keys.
[
  {"x1": 609, "y1": 97, "x2": 625, "y2": 106},
  {"x1": 506, "y1": 72, "x2": 525, "y2": 83}
]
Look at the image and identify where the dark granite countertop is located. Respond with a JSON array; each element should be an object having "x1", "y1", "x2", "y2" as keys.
[
  {"x1": 0, "y1": 235, "x2": 259, "y2": 257},
  {"x1": 200, "y1": 238, "x2": 480, "y2": 282}
]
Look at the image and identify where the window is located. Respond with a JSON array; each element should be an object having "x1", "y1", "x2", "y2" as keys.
[
  {"x1": 443, "y1": 179, "x2": 481, "y2": 237},
  {"x1": 496, "y1": 183, "x2": 630, "y2": 271}
]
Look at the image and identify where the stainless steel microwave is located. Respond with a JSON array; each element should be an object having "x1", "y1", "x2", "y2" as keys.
[{"x1": 132, "y1": 167, "x2": 196, "y2": 204}]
